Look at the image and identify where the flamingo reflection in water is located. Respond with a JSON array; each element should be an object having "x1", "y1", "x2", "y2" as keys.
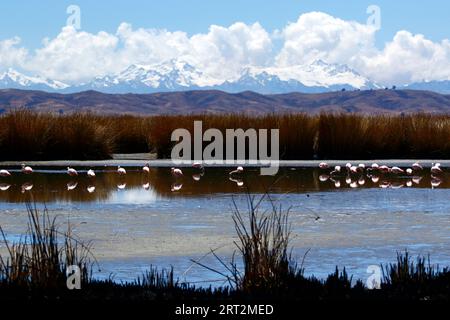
[
  {"x1": 21, "y1": 182, "x2": 33, "y2": 193},
  {"x1": 171, "y1": 182, "x2": 183, "y2": 192}
]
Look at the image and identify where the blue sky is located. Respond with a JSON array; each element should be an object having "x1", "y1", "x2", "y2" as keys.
[
  {"x1": 0, "y1": 0, "x2": 448, "y2": 49},
  {"x1": 0, "y1": 1, "x2": 449, "y2": 86}
]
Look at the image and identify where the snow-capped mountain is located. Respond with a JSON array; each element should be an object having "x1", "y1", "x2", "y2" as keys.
[
  {"x1": 219, "y1": 60, "x2": 378, "y2": 93},
  {"x1": 0, "y1": 60, "x2": 395, "y2": 94},
  {"x1": 73, "y1": 59, "x2": 377, "y2": 94},
  {"x1": 0, "y1": 68, "x2": 69, "y2": 91},
  {"x1": 73, "y1": 60, "x2": 219, "y2": 93}
]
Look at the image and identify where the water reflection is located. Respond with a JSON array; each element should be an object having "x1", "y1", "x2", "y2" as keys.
[{"x1": 0, "y1": 167, "x2": 447, "y2": 203}]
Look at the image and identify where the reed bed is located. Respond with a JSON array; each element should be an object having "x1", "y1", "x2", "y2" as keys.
[{"x1": 0, "y1": 110, "x2": 449, "y2": 160}]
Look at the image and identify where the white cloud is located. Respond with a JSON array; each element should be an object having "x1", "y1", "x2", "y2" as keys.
[
  {"x1": 275, "y1": 12, "x2": 450, "y2": 85},
  {"x1": 275, "y1": 12, "x2": 377, "y2": 67},
  {"x1": 25, "y1": 26, "x2": 119, "y2": 83},
  {"x1": 1, "y1": 12, "x2": 450, "y2": 86},
  {"x1": 0, "y1": 37, "x2": 28, "y2": 71},
  {"x1": 359, "y1": 31, "x2": 450, "y2": 84}
]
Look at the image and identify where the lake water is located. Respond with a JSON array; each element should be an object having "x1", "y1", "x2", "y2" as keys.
[{"x1": 0, "y1": 166, "x2": 449, "y2": 286}]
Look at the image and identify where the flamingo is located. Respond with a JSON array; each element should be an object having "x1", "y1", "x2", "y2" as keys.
[
  {"x1": 171, "y1": 167, "x2": 183, "y2": 177},
  {"x1": 431, "y1": 163, "x2": 443, "y2": 174},
  {"x1": 406, "y1": 180, "x2": 413, "y2": 187},
  {"x1": 319, "y1": 162, "x2": 329, "y2": 169},
  {"x1": 379, "y1": 165, "x2": 390, "y2": 173},
  {"x1": 87, "y1": 169, "x2": 96, "y2": 178},
  {"x1": 229, "y1": 166, "x2": 244, "y2": 175},
  {"x1": 406, "y1": 168, "x2": 413, "y2": 175},
  {"x1": 192, "y1": 162, "x2": 204, "y2": 170},
  {"x1": 357, "y1": 164, "x2": 366, "y2": 173},
  {"x1": 117, "y1": 166, "x2": 127, "y2": 175},
  {"x1": 143, "y1": 163, "x2": 150, "y2": 173},
  {"x1": 0, "y1": 169, "x2": 11, "y2": 177},
  {"x1": 349, "y1": 166, "x2": 358, "y2": 174},
  {"x1": 390, "y1": 166, "x2": 404, "y2": 174},
  {"x1": 367, "y1": 163, "x2": 379, "y2": 174},
  {"x1": 67, "y1": 167, "x2": 78, "y2": 176},
  {"x1": 412, "y1": 162, "x2": 423, "y2": 171},
  {"x1": 330, "y1": 166, "x2": 341, "y2": 175},
  {"x1": 21, "y1": 164, "x2": 33, "y2": 174}
]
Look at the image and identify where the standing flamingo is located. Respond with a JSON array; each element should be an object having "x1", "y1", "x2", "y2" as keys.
[
  {"x1": 330, "y1": 166, "x2": 341, "y2": 175},
  {"x1": 21, "y1": 164, "x2": 33, "y2": 174},
  {"x1": 431, "y1": 163, "x2": 443, "y2": 174},
  {"x1": 143, "y1": 163, "x2": 150, "y2": 173},
  {"x1": 87, "y1": 169, "x2": 96, "y2": 178},
  {"x1": 192, "y1": 162, "x2": 203, "y2": 170},
  {"x1": 67, "y1": 167, "x2": 78, "y2": 176},
  {"x1": 390, "y1": 166, "x2": 404, "y2": 174},
  {"x1": 171, "y1": 167, "x2": 183, "y2": 177},
  {"x1": 379, "y1": 165, "x2": 390, "y2": 173},
  {"x1": 412, "y1": 162, "x2": 423, "y2": 171},
  {"x1": 117, "y1": 166, "x2": 127, "y2": 175},
  {"x1": 319, "y1": 162, "x2": 329, "y2": 169},
  {"x1": 229, "y1": 166, "x2": 244, "y2": 175},
  {"x1": 0, "y1": 169, "x2": 11, "y2": 177},
  {"x1": 357, "y1": 164, "x2": 366, "y2": 173}
]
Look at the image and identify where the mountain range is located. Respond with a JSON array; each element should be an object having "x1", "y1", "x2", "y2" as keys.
[
  {"x1": 0, "y1": 59, "x2": 382, "y2": 94},
  {"x1": 1, "y1": 88, "x2": 449, "y2": 115}
]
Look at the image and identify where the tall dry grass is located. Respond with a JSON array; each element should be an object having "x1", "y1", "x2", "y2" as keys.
[
  {"x1": 148, "y1": 113, "x2": 450, "y2": 159},
  {"x1": 0, "y1": 109, "x2": 449, "y2": 160}
]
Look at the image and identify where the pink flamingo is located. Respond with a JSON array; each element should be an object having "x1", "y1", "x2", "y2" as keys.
[
  {"x1": 21, "y1": 164, "x2": 33, "y2": 174},
  {"x1": 67, "y1": 167, "x2": 78, "y2": 176},
  {"x1": 171, "y1": 167, "x2": 183, "y2": 177}
]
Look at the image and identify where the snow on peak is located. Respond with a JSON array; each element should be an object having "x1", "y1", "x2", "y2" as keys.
[{"x1": 0, "y1": 68, "x2": 69, "y2": 90}]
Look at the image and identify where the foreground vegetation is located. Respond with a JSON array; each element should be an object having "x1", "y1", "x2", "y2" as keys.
[
  {"x1": 0, "y1": 110, "x2": 449, "y2": 160},
  {"x1": 0, "y1": 196, "x2": 449, "y2": 302}
]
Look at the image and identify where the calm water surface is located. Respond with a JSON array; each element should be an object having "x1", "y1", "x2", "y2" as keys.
[{"x1": 0, "y1": 166, "x2": 449, "y2": 285}]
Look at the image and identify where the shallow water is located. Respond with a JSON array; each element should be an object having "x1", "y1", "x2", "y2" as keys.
[{"x1": 0, "y1": 166, "x2": 449, "y2": 285}]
